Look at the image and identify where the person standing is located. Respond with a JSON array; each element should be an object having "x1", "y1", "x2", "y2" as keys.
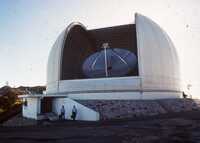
[
  {"x1": 71, "y1": 105, "x2": 77, "y2": 121},
  {"x1": 60, "y1": 105, "x2": 65, "y2": 120}
]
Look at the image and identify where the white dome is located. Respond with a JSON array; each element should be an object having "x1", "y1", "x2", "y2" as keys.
[
  {"x1": 46, "y1": 13, "x2": 181, "y2": 98},
  {"x1": 135, "y1": 13, "x2": 180, "y2": 91}
]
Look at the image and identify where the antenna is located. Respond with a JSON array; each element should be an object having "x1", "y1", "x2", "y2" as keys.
[
  {"x1": 82, "y1": 46, "x2": 137, "y2": 78},
  {"x1": 101, "y1": 43, "x2": 109, "y2": 77}
]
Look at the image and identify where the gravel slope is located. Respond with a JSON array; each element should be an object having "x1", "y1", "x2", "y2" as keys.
[{"x1": 1, "y1": 111, "x2": 200, "y2": 143}]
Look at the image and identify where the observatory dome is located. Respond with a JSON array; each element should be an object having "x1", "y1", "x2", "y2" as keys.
[{"x1": 46, "y1": 13, "x2": 181, "y2": 99}]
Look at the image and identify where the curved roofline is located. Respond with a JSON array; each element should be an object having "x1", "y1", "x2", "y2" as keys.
[
  {"x1": 47, "y1": 13, "x2": 181, "y2": 94},
  {"x1": 59, "y1": 22, "x2": 87, "y2": 80},
  {"x1": 135, "y1": 13, "x2": 181, "y2": 91}
]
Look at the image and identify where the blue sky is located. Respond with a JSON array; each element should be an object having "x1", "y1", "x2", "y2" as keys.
[{"x1": 0, "y1": 0, "x2": 200, "y2": 95}]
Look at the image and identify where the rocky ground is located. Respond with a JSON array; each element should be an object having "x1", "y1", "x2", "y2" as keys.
[
  {"x1": 78, "y1": 99, "x2": 200, "y2": 120},
  {"x1": 1, "y1": 111, "x2": 200, "y2": 143}
]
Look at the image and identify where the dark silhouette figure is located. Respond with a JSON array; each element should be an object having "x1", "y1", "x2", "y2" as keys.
[
  {"x1": 71, "y1": 105, "x2": 77, "y2": 121},
  {"x1": 59, "y1": 105, "x2": 65, "y2": 120}
]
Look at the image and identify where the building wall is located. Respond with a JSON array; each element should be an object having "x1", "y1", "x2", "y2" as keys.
[
  {"x1": 58, "y1": 76, "x2": 141, "y2": 94},
  {"x1": 77, "y1": 99, "x2": 200, "y2": 120},
  {"x1": 77, "y1": 100, "x2": 167, "y2": 120},
  {"x1": 47, "y1": 30, "x2": 66, "y2": 88},
  {"x1": 142, "y1": 92, "x2": 181, "y2": 99},
  {"x1": 22, "y1": 98, "x2": 40, "y2": 120},
  {"x1": 67, "y1": 92, "x2": 142, "y2": 100},
  {"x1": 88, "y1": 24, "x2": 137, "y2": 55},
  {"x1": 136, "y1": 13, "x2": 181, "y2": 92},
  {"x1": 46, "y1": 14, "x2": 181, "y2": 96},
  {"x1": 67, "y1": 91, "x2": 181, "y2": 100},
  {"x1": 52, "y1": 97, "x2": 99, "y2": 121}
]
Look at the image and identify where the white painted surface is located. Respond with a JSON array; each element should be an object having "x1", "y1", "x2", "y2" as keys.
[
  {"x1": 68, "y1": 91, "x2": 181, "y2": 100},
  {"x1": 22, "y1": 97, "x2": 41, "y2": 120},
  {"x1": 46, "y1": 23, "x2": 86, "y2": 93},
  {"x1": 46, "y1": 30, "x2": 65, "y2": 87},
  {"x1": 46, "y1": 13, "x2": 182, "y2": 98},
  {"x1": 19, "y1": 94, "x2": 44, "y2": 98},
  {"x1": 46, "y1": 81, "x2": 59, "y2": 94},
  {"x1": 58, "y1": 77, "x2": 141, "y2": 93},
  {"x1": 52, "y1": 98, "x2": 100, "y2": 121},
  {"x1": 136, "y1": 13, "x2": 181, "y2": 91},
  {"x1": 142, "y1": 92, "x2": 182, "y2": 99},
  {"x1": 67, "y1": 92, "x2": 142, "y2": 100},
  {"x1": 21, "y1": 91, "x2": 181, "y2": 120}
]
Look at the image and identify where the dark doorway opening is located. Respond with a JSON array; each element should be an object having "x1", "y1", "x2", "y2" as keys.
[{"x1": 41, "y1": 97, "x2": 53, "y2": 113}]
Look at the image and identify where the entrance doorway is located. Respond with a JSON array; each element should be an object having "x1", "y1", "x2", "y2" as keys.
[{"x1": 41, "y1": 97, "x2": 53, "y2": 113}]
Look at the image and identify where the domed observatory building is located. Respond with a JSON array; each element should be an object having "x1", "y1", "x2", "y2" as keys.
[{"x1": 21, "y1": 13, "x2": 182, "y2": 121}]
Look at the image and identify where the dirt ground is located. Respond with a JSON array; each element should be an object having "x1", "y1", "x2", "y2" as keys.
[{"x1": 1, "y1": 111, "x2": 200, "y2": 143}]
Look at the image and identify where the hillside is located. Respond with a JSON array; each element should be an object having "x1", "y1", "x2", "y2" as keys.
[{"x1": 0, "y1": 85, "x2": 46, "y2": 123}]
